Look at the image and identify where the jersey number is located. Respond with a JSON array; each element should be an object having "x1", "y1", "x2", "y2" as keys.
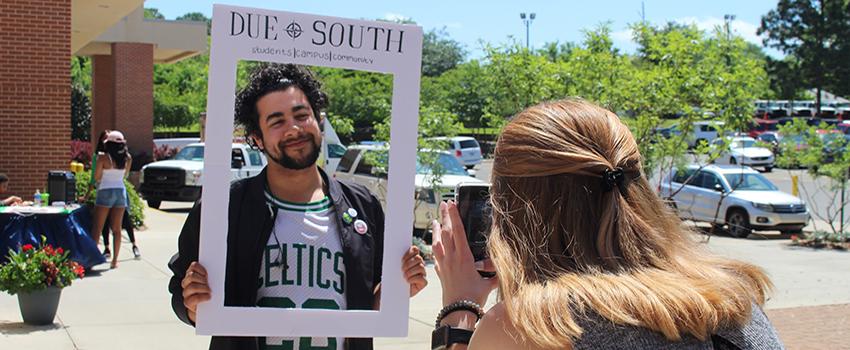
[{"x1": 257, "y1": 297, "x2": 340, "y2": 350}]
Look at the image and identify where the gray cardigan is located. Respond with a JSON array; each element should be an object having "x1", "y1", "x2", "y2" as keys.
[{"x1": 572, "y1": 304, "x2": 784, "y2": 349}]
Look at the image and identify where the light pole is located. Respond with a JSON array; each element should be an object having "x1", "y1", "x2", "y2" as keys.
[
  {"x1": 723, "y1": 14, "x2": 736, "y2": 42},
  {"x1": 520, "y1": 12, "x2": 536, "y2": 50}
]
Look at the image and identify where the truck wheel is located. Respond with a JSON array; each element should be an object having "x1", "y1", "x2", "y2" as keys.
[
  {"x1": 730, "y1": 157, "x2": 737, "y2": 165},
  {"x1": 147, "y1": 199, "x2": 161, "y2": 209},
  {"x1": 726, "y1": 209, "x2": 751, "y2": 238},
  {"x1": 764, "y1": 166, "x2": 773, "y2": 173}
]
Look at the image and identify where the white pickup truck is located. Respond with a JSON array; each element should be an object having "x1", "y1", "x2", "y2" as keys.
[{"x1": 139, "y1": 143, "x2": 266, "y2": 209}]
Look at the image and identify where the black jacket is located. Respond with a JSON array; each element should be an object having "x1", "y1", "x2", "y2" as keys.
[{"x1": 168, "y1": 167, "x2": 385, "y2": 350}]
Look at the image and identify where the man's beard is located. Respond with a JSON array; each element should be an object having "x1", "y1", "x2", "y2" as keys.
[{"x1": 267, "y1": 134, "x2": 321, "y2": 170}]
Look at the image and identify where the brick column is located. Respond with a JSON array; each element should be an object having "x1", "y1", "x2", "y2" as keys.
[
  {"x1": 91, "y1": 55, "x2": 115, "y2": 146},
  {"x1": 112, "y1": 43, "x2": 154, "y2": 163},
  {"x1": 0, "y1": 0, "x2": 71, "y2": 199}
]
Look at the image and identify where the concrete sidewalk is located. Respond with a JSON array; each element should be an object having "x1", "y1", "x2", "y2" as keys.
[{"x1": 2, "y1": 203, "x2": 849, "y2": 349}]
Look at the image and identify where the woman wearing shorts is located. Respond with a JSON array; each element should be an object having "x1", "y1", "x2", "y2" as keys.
[{"x1": 92, "y1": 130, "x2": 132, "y2": 269}]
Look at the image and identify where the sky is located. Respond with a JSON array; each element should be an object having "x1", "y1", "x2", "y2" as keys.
[{"x1": 144, "y1": 0, "x2": 784, "y2": 59}]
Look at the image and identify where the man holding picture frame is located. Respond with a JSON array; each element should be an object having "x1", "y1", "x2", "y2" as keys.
[{"x1": 168, "y1": 63, "x2": 427, "y2": 350}]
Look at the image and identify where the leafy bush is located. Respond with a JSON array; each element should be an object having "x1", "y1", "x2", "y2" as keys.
[
  {"x1": 74, "y1": 171, "x2": 145, "y2": 228},
  {"x1": 0, "y1": 237, "x2": 84, "y2": 295}
]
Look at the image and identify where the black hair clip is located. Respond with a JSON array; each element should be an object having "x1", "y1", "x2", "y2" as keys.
[{"x1": 601, "y1": 167, "x2": 625, "y2": 193}]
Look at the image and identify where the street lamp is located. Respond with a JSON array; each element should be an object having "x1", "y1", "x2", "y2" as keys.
[{"x1": 520, "y1": 12, "x2": 536, "y2": 50}]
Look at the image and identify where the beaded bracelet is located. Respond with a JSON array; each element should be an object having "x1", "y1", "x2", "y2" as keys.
[{"x1": 435, "y1": 300, "x2": 484, "y2": 328}]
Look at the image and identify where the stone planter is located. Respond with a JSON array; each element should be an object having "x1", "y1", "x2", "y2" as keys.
[{"x1": 17, "y1": 287, "x2": 62, "y2": 325}]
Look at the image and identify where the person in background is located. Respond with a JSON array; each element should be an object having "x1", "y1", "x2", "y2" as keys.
[
  {"x1": 0, "y1": 173, "x2": 23, "y2": 206},
  {"x1": 91, "y1": 130, "x2": 132, "y2": 269},
  {"x1": 88, "y1": 130, "x2": 141, "y2": 260},
  {"x1": 431, "y1": 99, "x2": 782, "y2": 349}
]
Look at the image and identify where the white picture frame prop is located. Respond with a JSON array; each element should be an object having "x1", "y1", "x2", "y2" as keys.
[{"x1": 197, "y1": 4, "x2": 422, "y2": 338}]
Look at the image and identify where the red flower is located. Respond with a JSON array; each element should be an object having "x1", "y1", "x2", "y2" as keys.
[
  {"x1": 44, "y1": 245, "x2": 54, "y2": 255},
  {"x1": 22, "y1": 244, "x2": 33, "y2": 251},
  {"x1": 56, "y1": 247, "x2": 64, "y2": 255}
]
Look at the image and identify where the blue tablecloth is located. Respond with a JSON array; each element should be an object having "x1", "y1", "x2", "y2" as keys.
[{"x1": 0, "y1": 206, "x2": 106, "y2": 268}]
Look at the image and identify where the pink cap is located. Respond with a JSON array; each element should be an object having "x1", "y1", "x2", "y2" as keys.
[{"x1": 105, "y1": 130, "x2": 125, "y2": 143}]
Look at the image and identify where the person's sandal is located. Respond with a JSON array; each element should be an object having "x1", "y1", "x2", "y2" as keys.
[
  {"x1": 103, "y1": 248, "x2": 111, "y2": 260},
  {"x1": 132, "y1": 245, "x2": 141, "y2": 259}
]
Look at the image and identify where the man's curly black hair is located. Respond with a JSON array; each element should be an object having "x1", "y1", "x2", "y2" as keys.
[{"x1": 235, "y1": 63, "x2": 328, "y2": 148}]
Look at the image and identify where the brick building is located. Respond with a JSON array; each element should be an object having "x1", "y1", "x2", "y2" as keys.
[{"x1": 0, "y1": 0, "x2": 205, "y2": 199}]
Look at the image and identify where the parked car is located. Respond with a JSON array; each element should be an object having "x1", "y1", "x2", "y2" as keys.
[
  {"x1": 334, "y1": 144, "x2": 485, "y2": 239},
  {"x1": 139, "y1": 143, "x2": 267, "y2": 209},
  {"x1": 817, "y1": 102, "x2": 837, "y2": 118},
  {"x1": 769, "y1": 100, "x2": 790, "y2": 118},
  {"x1": 791, "y1": 100, "x2": 813, "y2": 117},
  {"x1": 427, "y1": 136, "x2": 483, "y2": 169},
  {"x1": 835, "y1": 102, "x2": 850, "y2": 120},
  {"x1": 754, "y1": 100, "x2": 790, "y2": 118},
  {"x1": 748, "y1": 119, "x2": 778, "y2": 138},
  {"x1": 654, "y1": 125, "x2": 682, "y2": 139},
  {"x1": 660, "y1": 165, "x2": 809, "y2": 237},
  {"x1": 710, "y1": 136, "x2": 775, "y2": 172},
  {"x1": 837, "y1": 121, "x2": 850, "y2": 134},
  {"x1": 819, "y1": 132, "x2": 849, "y2": 164},
  {"x1": 688, "y1": 121, "x2": 725, "y2": 148},
  {"x1": 755, "y1": 132, "x2": 780, "y2": 154}
]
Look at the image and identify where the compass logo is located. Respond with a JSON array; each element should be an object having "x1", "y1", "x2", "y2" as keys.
[{"x1": 285, "y1": 21, "x2": 303, "y2": 39}]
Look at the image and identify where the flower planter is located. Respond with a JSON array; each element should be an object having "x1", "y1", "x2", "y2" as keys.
[{"x1": 17, "y1": 287, "x2": 62, "y2": 325}]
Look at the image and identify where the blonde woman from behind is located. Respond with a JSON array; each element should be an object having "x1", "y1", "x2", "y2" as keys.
[{"x1": 432, "y1": 99, "x2": 783, "y2": 349}]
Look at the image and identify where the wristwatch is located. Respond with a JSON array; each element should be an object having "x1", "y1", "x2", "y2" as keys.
[{"x1": 431, "y1": 325, "x2": 473, "y2": 350}]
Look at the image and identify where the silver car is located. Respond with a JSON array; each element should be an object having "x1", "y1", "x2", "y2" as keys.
[{"x1": 659, "y1": 165, "x2": 809, "y2": 237}]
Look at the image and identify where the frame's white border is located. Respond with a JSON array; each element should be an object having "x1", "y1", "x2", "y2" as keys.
[{"x1": 197, "y1": 4, "x2": 422, "y2": 337}]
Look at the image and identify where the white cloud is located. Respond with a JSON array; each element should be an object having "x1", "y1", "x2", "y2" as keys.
[
  {"x1": 674, "y1": 16, "x2": 763, "y2": 45},
  {"x1": 383, "y1": 12, "x2": 410, "y2": 23},
  {"x1": 611, "y1": 28, "x2": 634, "y2": 43}
]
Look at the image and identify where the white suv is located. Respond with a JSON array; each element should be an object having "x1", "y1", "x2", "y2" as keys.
[
  {"x1": 659, "y1": 164, "x2": 808, "y2": 237},
  {"x1": 688, "y1": 121, "x2": 725, "y2": 148},
  {"x1": 334, "y1": 144, "x2": 485, "y2": 239},
  {"x1": 428, "y1": 136, "x2": 483, "y2": 169}
]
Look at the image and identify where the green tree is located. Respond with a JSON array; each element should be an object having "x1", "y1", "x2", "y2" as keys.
[
  {"x1": 176, "y1": 12, "x2": 211, "y2": 35},
  {"x1": 759, "y1": 0, "x2": 850, "y2": 112},
  {"x1": 144, "y1": 8, "x2": 165, "y2": 20},
  {"x1": 776, "y1": 119, "x2": 850, "y2": 237},
  {"x1": 71, "y1": 84, "x2": 91, "y2": 141},
  {"x1": 765, "y1": 56, "x2": 805, "y2": 100},
  {"x1": 564, "y1": 24, "x2": 633, "y2": 112},
  {"x1": 421, "y1": 28, "x2": 466, "y2": 77},
  {"x1": 480, "y1": 43, "x2": 562, "y2": 127}
]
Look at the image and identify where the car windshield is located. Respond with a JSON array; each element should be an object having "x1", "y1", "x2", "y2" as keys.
[
  {"x1": 724, "y1": 173, "x2": 778, "y2": 191},
  {"x1": 759, "y1": 134, "x2": 777, "y2": 142},
  {"x1": 417, "y1": 153, "x2": 469, "y2": 176},
  {"x1": 173, "y1": 146, "x2": 204, "y2": 161},
  {"x1": 729, "y1": 139, "x2": 757, "y2": 148}
]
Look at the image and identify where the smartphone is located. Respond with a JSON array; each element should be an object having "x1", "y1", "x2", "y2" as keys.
[{"x1": 455, "y1": 183, "x2": 492, "y2": 264}]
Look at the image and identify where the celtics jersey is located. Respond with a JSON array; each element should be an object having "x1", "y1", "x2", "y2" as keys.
[{"x1": 257, "y1": 190, "x2": 346, "y2": 350}]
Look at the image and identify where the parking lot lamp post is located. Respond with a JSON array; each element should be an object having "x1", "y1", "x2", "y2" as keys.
[{"x1": 520, "y1": 12, "x2": 536, "y2": 50}]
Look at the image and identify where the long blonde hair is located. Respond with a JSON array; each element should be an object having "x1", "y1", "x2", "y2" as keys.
[{"x1": 488, "y1": 99, "x2": 772, "y2": 348}]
